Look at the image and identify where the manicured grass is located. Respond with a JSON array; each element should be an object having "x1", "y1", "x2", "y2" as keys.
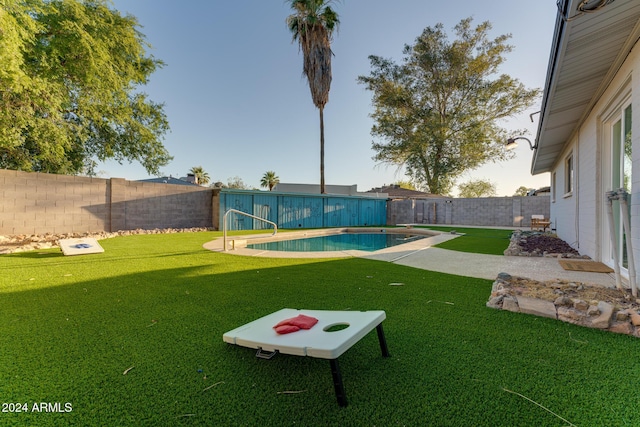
[
  {"x1": 417, "y1": 226, "x2": 513, "y2": 255},
  {"x1": 2, "y1": 232, "x2": 640, "y2": 426}
]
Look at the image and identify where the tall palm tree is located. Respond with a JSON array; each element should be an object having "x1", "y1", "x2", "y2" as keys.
[
  {"x1": 260, "y1": 171, "x2": 280, "y2": 191},
  {"x1": 189, "y1": 166, "x2": 210, "y2": 186},
  {"x1": 286, "y1": 0, "x2": 339, "y2": 194}
]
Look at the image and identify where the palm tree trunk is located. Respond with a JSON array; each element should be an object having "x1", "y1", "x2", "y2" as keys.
[{"x1": 319, "y1": 107, "x2": 325, "y2": 194}]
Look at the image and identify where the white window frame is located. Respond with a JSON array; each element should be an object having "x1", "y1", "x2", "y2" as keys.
[{"x1": 564, "y1": 153, "x2": 574, "y2": 197}]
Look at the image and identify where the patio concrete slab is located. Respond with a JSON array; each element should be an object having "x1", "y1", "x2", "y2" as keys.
[
  {"x1": 203, "y1": 228, "x2": 618, "y2": 289},
  {"x1": 369, "y1": 246, "x2": 618, "y2": 288}
]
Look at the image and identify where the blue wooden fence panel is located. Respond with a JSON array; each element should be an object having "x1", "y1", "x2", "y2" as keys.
[
  {"x1": 303, "y1": 197, "x2": 324, "y2": 228},
  {"x1": 360, "y1": 199, "x2": 384, "y2": 226},
  {"x1": 278, "y1": 196, "x2": 306, "y2": 228},
  {"x1": 220, "y1": 192, "x2": 255, "y2": 230},
  {"x1": 253, "y1": 194, "x2": 278, "y2": 229},
  {"x1": 219, "y1": 189, "x2": 386, "y2": 230}
]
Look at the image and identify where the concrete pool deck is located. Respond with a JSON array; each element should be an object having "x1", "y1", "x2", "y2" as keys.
[{"x1": 203, "y1": 228, "x2": 618, "y2": 288}]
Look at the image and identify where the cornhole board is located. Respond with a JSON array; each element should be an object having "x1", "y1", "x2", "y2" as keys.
[
  {"x1": 223, "y1": 308, "x2": 390, "y2": 406},
  {"x1": 58, "y1": 238, "x2": 104, "y2": 256}
]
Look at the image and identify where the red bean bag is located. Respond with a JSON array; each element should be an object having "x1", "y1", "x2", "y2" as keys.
[{"x1": 273, "y1": 314, "x2": 318, "y2": 334}]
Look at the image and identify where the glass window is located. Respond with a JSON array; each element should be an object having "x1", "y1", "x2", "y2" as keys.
[{"x1": 565, "y1": 154, "x2": 573, "y2": 195}]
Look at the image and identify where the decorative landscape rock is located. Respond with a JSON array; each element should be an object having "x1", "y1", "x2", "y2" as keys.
[
  {"x1": 0, "y1": 227, "x2": 213, "y2": 254},
  {"x1": 516, "y1": 296, "x2": 557, "y2": 319},
  {"x1": 488, "y1": 274, "x2": 640, "y2": 338}
]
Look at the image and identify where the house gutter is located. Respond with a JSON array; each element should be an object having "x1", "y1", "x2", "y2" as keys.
[{"x1": 531, "y1": 0, "x2": 570, "y2": 175}]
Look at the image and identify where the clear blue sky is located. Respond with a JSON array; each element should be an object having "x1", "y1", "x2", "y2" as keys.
[{"x1": 102, "y1": 0, "x2": 555, "y2": 196}]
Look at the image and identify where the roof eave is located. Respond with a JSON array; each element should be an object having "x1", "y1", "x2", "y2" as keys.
[{"x1": 532, "y1": 0, "x2": 640, "y2": 175}]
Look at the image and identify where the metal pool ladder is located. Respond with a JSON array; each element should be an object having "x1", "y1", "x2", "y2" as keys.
[{"x1": 222, "y1": 208, "x2": 277, "y2": 251}]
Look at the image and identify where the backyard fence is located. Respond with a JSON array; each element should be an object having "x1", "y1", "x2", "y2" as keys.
[
  {"x1": 387, "y1": 196, "x2": 550, "y2": 228},
  {"x1": 217, "y1": 189, "x2": 387, "y2": 230},
  {"x1": 0, "y1": 169, "x2": 214, "y2": 235},
  {"x1": 0, "y1": 169, "x2": 550, "y2": 235}
]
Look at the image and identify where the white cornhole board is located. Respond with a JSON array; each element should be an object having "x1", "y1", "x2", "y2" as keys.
[
  {"x1": 59, "y1": 238, "x2": 104, "y2": 256},
  {"x1": 223, "y1": 308, "x2": 386, "y2": 359},
  {"x1": 223, "y1": 308, "x2": 389, "y2": 407}
]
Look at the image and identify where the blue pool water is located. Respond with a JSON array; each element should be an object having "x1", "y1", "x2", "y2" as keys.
[{"x1": 246, "y1": 232, "x2": 427, "y2": 252}]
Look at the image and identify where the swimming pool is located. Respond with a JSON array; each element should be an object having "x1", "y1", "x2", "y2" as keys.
[{"x1": 247, "y1": 231, "x2": 428, "y2": 252}]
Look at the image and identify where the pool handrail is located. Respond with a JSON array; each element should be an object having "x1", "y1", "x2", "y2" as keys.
[{"x1": 223, "y1": 209, "x2": 277, "y2": 251}]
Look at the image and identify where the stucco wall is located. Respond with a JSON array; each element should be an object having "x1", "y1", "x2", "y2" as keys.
[
  {"x1": 548, "y1": 41, "x2": 640, "y2": 265},
  {"x1": 0, "y1": 169, "x2": 214, "y2": 235}
]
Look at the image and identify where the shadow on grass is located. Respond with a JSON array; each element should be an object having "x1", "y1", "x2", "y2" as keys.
[{"x1": 3, "y1": 253, "x2": 640, "y2": 426}]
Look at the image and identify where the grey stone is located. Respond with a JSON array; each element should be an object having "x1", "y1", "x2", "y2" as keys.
[
  {"x1": 487, "y1": 296, "x2": 504, "y2": 309},
  {"x1": 573, "y1": 299, "x2": 589, "y2": 311},
  {"x1": 502, "y1": 296, "x2": 519, "y2": 313},
  {"x1": 497, "y1": 272, "x2": 512, "y2": 281},
  {"x1": 517, "y1": 296, "x2": 557, "y2": 319},
  {"x1": 630, "y1": 311, "x2": 640, "y2": 326},
  {"x1": 587, "y1": 305, "x2": 600, "y2": 316},
  {"x1": 609, "y1": 321, "x2": 633, "y2": 335},
  {"x1": 554, "y1": 296, "x2": 573, "y2": 307},
  {"x1": 557, "y1": 306, "x2": 586, "y2": 324},
  {"x1": 615, "y1": 310, "x2": 630, "y2": 322},
  {"x1": 590, "y1": 301, "x2": 615, "y2": 329}
]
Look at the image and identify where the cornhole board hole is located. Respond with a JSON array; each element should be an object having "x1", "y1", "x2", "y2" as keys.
[
  {"x1": 59, "y1": 238, "x2": 104, "y2": 256},
  {"x1": 223, "y1": 308, "x2": 390, "y2": 407}
]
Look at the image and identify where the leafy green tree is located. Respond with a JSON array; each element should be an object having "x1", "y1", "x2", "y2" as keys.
[
  {"x1": 286, "y1": 0, "x2": 340, "y2": 194},
  {"x1": 189, "y1": 166, "x2": 210, "y2": 186},
  {"x1": 226, "y1": 176, "x2": 249, "y2": 189},
  {"x1": 358, "y1": 18, "x2": 539, "y2": 195},
  {"x1": 513, "y1": 186, "x2": 531, "y2": 197},
  {"x1": 393, "y1": 180, "x2": 417, "y2": 190},
  {"x1": 260, "y1": 171, "x2": 280, "y2": 191},
  {"x1": 458, "y1": 179, "x2": 497, "y2": 198},
  {"x1": 0, "y1": 0, "x2": 171, "y2": 175}
]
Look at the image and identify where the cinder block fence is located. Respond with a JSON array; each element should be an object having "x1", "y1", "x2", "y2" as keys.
[
  {"x1": 0, "y1": 169, "x2": 214, "y2": 235},
  {"x1": 0, "y1": 169, "x2": 550, "y2": 235},
  {"x1": 387, "y1": 196, "x2": 550, "y2": 228}
]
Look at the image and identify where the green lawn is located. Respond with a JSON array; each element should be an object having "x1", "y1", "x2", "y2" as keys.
[
  {"x1": 2, "y1": 232, "x2": 640, "y2": 426},
  {"x1": 417, "y1": 226, "x2": 513, "y2": 255}
]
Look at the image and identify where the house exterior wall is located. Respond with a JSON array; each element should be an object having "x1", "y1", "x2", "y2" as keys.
[{"x1": 547, "y1": 42, "x2": 640, "y2": 268}]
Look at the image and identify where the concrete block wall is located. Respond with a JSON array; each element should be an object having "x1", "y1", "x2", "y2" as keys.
[
  {"x1": 387, "y1": 196, "x2": 550, "y2": 228},
  {"x1": 1, "y1": 169, "x2": 550, "y2": 235},
  {"x1": 115, "y1": 179, "x2": 214, "y2": 230},
  {"x1": 0, "y1": 169, "x2": 214, "y2": 235},
  {"x1": 452, "y1": 197, "x2": 514, "y2": 226}
]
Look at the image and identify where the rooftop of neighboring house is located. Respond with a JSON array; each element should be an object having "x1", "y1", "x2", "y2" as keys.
[
  {"x1": 366, "y1": 184, "x2": 441, "y2": 199},
  {"x1": 138, "y1": 175, "x2": 200, "y2": 186},
  {"x1": 528, "y1": 186, "x2": 551, "y2": 196}
]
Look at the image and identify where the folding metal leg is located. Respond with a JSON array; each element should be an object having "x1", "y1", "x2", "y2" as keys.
[
  {"x1": 329, "y1": 359, "x2": 348, "y2": 407},
  {"x1": 376, "y1": 324, "x2": 391, "y2": 357}
]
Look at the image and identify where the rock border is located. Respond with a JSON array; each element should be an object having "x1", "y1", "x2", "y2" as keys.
[
  {"x1": 487, "y1": 273, "x2": 640, "y2": 338},
  {"x1": 0, "y1": 227, "x2": 214, "y2": 254}
]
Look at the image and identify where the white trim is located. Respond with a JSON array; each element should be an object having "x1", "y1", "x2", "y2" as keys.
[{"x1": 563, "y1": 152, "x2": 574, "y2": 197}]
